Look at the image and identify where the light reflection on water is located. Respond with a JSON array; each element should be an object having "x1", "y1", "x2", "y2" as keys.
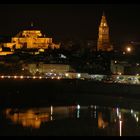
[{"x1": 2, "y1": 105, "x2": 140, "y2": 136}]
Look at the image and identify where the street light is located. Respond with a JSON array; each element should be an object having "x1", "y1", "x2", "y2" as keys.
[{"x1": 126, "y1": 47, "x2": 131, "y2": 52}]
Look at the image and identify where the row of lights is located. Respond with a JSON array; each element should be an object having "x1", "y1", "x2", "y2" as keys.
[{"x1": 0, "y1": 75, "x2": 61, "y2": 80}]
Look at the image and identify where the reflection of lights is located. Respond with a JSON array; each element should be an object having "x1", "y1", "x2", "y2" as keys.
[
  {"x1": 134, "y1": 114, "x2": 137, "y2": 118},
  {"x1": 8, "y1": 76, "x2": 11, "y2": 78},
  {"x1": 119, "y1": 120, "x2": 122, "y2": 136},
  {"x1": 51, "y1": 116, "x2": 53, "y2": 121},
  {"x1": 77, "y1": 110, "x2": 80, "y2": 118},
  {"x1": 94, "y1": 111, "x2": 96, "y2": 118},
  {"x1": 119, "y1": 114, "x2": 121, "y2": 120},
  {"x1": 136, "y1": 117, "x2": 139, "y2": 122},
  {"x1": 77, "y1": 105, "x2": 80, "y2": 110},
  {"x1": 5, "y1": 108, "x2": 49, "y2": 129},
  {"x1": 131, "y1": 109, "x2": 133, "y2": 114},
  {"x1": 117, "y1": 108, "x2": 119, "y2": 116},
  {"x1": 76, "y1": 105, "x2": 80, "y2": 118},
  {"x1": 39, "y1": 76, "x2": 42, "y2": 79},
  {"x1": 51, "y1": 106, "x2": 53, "y2": 116},
  {"x1": 94, "y1": 106, "x2": 97, "y2": 110},
  {"x1": 90, "y1": 105, "x2": 94, "y2": 109}
]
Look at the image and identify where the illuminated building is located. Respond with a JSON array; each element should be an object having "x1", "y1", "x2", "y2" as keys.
[
  {"x1": 0, "y1": 46, "x2": 13, "y2": 56},
  {"x1": 22, "y1": 63, "x2": 75, "y2": 75},
  {"x1": 97, "y1": 12, "x2": 113, "y2": 51},
  {"x1": 3, "y1": 24, "x2": 60, "y2": 50}
]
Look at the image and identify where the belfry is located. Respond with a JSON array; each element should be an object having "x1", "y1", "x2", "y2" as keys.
[{"x1": 97, "y1": 12, "x2": 112, "y2": 51}]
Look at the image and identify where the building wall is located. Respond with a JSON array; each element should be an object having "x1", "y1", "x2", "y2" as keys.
[
  {"x1": 3, "y1": 30, "x2": 60, "y2": 50},
  {"x1": 22, "y1": 63, "x2": 73, "y2": 75},
  {"x1": 110, "y1": 60, "x2": 125, "y2": 74}
]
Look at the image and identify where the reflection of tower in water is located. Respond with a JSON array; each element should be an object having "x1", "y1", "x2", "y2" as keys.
[{"x1": 98, "y1": 112, "x2": 109, "y2": 129}]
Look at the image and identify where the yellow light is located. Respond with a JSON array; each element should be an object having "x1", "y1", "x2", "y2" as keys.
[
  {"x1": 126, "y1": 47, "x2": 132, "y2": 52},
  {"x1": 14, "y1": 76, "x2": 17, "y2": 79},
  {"x1": 1, "y1": 75, "x2": 4, "y2": 78},
  {"x1": 119, "y1": 120, "x2": 122, "y2": 136},
  {"x1": 65, "y1": 73, "x2": 69, "y2": 77},
  {"x1": 33, "y1": 76, "x2": 36, "y2": 79},
  {"x1": 39, "y1": 76, "x2": 42, "y2": 79},
  {"x1": 118, "y1": 72, "x2": 122, "y2": 75},
  {"x1": 20, "y1": 76, "x2": 24, "y2": 79}
]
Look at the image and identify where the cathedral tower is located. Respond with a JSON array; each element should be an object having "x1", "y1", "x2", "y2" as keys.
[{"x1": 97, "y1": 12, "x2": 112, "y2": 51}]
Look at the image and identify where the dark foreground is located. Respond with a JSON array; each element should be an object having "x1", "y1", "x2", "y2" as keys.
[{"x1": 0, "y1": 79, "x2": 140, "y2": 136}]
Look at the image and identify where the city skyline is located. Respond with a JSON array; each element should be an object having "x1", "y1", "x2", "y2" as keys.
[{"x1": 0, "y1": 4, "x2": 140, "y2": 47}]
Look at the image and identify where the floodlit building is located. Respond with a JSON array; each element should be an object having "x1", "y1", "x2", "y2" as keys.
[
  {"x1": 22, "y1": 63, "x2": 75, "y2": 75},
  {"x1": 3, "y1": 24, "x2": 60, "y2": 50},
  {"x1": 97, "y1": 12, "x2": 113, "y2": 51}
]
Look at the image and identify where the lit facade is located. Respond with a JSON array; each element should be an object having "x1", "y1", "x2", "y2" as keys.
[
  {"x1": 4, "y1": 29, "x2": 60, "y2": 50},
  {"x1": 22, "y1": 63, "x2": 74, "y2": 75},
  {"x1": 97, "y1": 12, "x2": 113, "y2": 51}
]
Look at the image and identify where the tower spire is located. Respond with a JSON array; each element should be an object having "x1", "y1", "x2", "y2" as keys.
[{"x1": 97, "y1": 12, "x2": 113, "y2": 51}]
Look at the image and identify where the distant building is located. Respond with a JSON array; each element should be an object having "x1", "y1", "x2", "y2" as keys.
[
  {"x1": 3, "y1": 24, "x2": 60, "y2": 50},
  {"x1": 22, "y1": 63, "x2": 75, "y2": 75},
  {"x1": 97, "y1": 12, "x2": 113, "y2": 51},
  {"x1": 0, "y1": 47, "x2": 13, "y2": 56},
  {"x1": 110, "y1": 60, "x2": 140, "y2": 75}
]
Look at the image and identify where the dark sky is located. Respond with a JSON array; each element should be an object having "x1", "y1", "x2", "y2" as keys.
[{"x1": 0, "y1": 4, "x2": 140, "y2": 46}]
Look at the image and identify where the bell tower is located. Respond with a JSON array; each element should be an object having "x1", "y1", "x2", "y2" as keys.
[{"x1": 97, "y1": 12, "x2": 112, "y2": 51}]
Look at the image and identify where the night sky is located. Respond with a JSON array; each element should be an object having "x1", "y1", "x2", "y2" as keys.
[{"x1": 0, "y1": 4, "x2": 140, "y2": 47}]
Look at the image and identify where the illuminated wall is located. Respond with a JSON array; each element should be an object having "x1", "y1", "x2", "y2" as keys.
[
  {"x1": 4, "y1": 30, "x2": 60, "y2": 50},
  {"x1": 22, "y1": 63, "x2": 73, "y2": 75}
]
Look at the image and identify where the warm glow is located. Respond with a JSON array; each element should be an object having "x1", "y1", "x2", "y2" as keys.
[
  {"x1": 14, "y1": 76, "x2": 17, "y2": 79},
  {"x1": 33, "y1": 76, "x2": 36, "y2": 79},
  {"x1": 126, "y1": 47, "x2": 132, "y2": 52},
  {"x1": 5, "y1": 108, "x2": 49, "y2": 129},
  {"x1": 1, "y1": 75, "x2": 4, "y2": 78},
  {"x1": 98, "y1": 112, "x2": 108, "y2": 129},
  {"x1": 20, "y1": 76, "x2": 24, "y2": 79},
  {"x1": 119, "y1": 120, "x2": 122, "y2": 136},
  {"x1": 65, "y1": 73, "x2": 69, "y2": 77}
]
